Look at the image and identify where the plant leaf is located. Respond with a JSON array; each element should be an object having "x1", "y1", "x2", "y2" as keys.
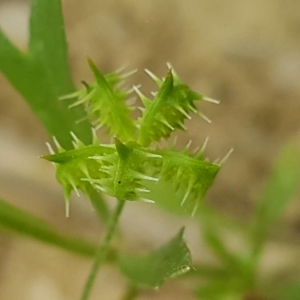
[
  {"x1": 0, "y1": 0, "x2": 92, "y2": 148},
  {"x1": 118, "y1": 228, "x2": 192, "y2": 288},
  {"x1": 29, "y1": 0, "x2": 73, "y2": 96},
  {"x1": 0, "y1": 30, "x2": 31, "y2": 93},
  {"x1": 274, "y1": 282, "x2": 300, "y2": 300},
  {"x1": 251, "y1": 141, "x2": 300, "y2": 256},
  {"x1": 0, "y1": 197, "x2": 96, "y2": 257}
]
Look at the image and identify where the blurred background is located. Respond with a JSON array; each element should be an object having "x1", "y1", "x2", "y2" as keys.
[{"x1": 0, "y1": 0, "x2": 300, "y2": 299}]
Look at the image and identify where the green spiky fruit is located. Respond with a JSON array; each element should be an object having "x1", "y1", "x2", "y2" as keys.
[
  {"x1": 137, "y1": 69, "x2": 214, "y2": 146},
  {"x1": 60, "y1": 59, "x2": 136, "y2": 142},
  {"x1": 85, "y1": 138, "x2": 161, "y2": 201},
  {"x1": 45, "y1": 60, "x2": 224, "y2": 217}
]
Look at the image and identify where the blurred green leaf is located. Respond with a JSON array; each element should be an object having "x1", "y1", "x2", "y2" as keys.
[
  {"x1": 196, "y1": 282, "x2": 244, "y2": 300},
  {"x1": 275, "y1": 281, "x2": 300, "y2": 300},
  {"x1": 251, "y1": 141, "x2": 300, "y2": 256},
  {"x1": 118, "y1": 228, "x2": 192, "y2": 288},
  {"x1": 0, "y1": 0, "x2": 91, "y2": 149},
  {"x1": 0, "y1": 197, "x2": 97, "y2": 257},
  {"x1": 203, "y1": 229, "x2": 241, "y2": 269}
]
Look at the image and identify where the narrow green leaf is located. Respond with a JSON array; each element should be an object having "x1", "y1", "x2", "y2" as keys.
[
  {"x1": 274, "y1": 282, "x2": 300, "y2": 300},
  {"x1": 118, "y1": 228, "x2": 192, "y2": 288},
  {"x1": 204, "y1": 229, "x2": 241, "y2": 269},
  {"x1": 196, "y1": 283, "x2": 244, "y2": 300},
  {"x1": 251, "y1": 141, "x2": 300, "y2": 256},
  {"x1": 0, "y1": 0, "x2": 92, "y2": 148},
  {"x1": 29, "y1": 0, "x2": 73, "y2": 96},
  {"x1": 0, "y1": 197, "x2": 96, "y2": 257},
  {"x1": 0, "y1": 30, "x2": 31, "y2": 94}
]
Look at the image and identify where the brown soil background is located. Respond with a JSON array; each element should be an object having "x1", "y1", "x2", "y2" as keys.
[{"x1": 0, "y1": 0, "x2": 300, "y2": 299}]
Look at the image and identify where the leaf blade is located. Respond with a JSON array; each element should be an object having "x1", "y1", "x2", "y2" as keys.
[
  {"x1": 251, "y1": 141, "x2": 300, "y2": 256},
  {"x1": 0, "y1": 197, "x2": 96, "y2": 257},
  {"x1": 118, "y1": 228, "x2": 192, "y2": 288}
]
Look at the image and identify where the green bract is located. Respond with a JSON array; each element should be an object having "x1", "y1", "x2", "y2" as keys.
[{"x1": 44, "y1": 60, "x2": 221, "y2": 216}]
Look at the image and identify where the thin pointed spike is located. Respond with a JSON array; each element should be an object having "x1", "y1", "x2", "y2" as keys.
[
  {"x1": 176, "y1": 120, "x2": 187, "y2": 130},
  {"x1": 159, "y1": 119, "x2": 174, "y2": 130},
  {"x1": 198, "y1": 111, "x2": 212, "y2": 124},
  {"x1": 135, "y1": 187, "x2": 151, "y2": 193},
  {"x1": 191, "y1": 202, "x2": 200, "y2": 217},
  {"x1": 200, "y1": 137, "x2": 209, "y2": 154},
  {"x1": 144, "y1": 152, "x2": 162, "y2": 159},
  {"x1": 70, "y1": 131, "x2": 84, "y2": 148},
  {"x1": 68, "y1": 98, "x2": 86, "y2": 109},
  {"x1": 80, "y1": 165, "x2": 90, "y2": 178},
  {"x1": 70, "y1": 131, "x2": 79, "y2": 141},
  {"x1": 203, "y1": 96, "x2": 220, "y2": 104},
  {"x1": 181, "y1": 181, "x2": 194, "y2": 206},
  {"x1": 166, "y1": 62, "x2": 173, "y2": 70},
  {"x1": 69, "y1": 90, "x2": 96, "y2": 109},
  {"x1": 45, "y1": 142, "x2": 55, "y2": 154},
  {"x1": 188, "y1": 105, "x2": 198, "y2": 113},
  {"x1": 91, "y1": 128, "x2": 99, "y2": 145},
  {"x1": 53, "y1": 136, "x2": 64, "y2": 152},
  {"x1": 166, "y1": 62, "x2": 179, "y2": 79},
  {"x1": 88, "y1": 155, "x2": 105, "y2": 160},
  {"x1": 133, "y1": 85, "x2": 151, "y2": 107},
  {"x1": 65, "y1": 201, "x2": 70, "y2": 218},
  {"x1": 144, "y1": 69, "x2": 162, "y2": 85},
  {"x1": 181, "y1": 189, "x2": 190, "y2": 206},
  {"x1": 94, "y1": 184, "x2": 108, "y2": 193},
  {"x1": 185, "y1": 140, "x2": 192, "y2": 151},
  {"x1": 120, "y1": 69, "x2": 138, "y2": 79},
  {"x1": 134, "y1": 172, "x2": 159, "y2": 182},
  {"x1": 219, "y1": 148, "x2": 234, "y2": 165},
  {"x1": 140, "y1": 198, "x2": 155, "y2": 204},
  {"x1": 115, "y1": 64, "x2": 128, "y2": 74},
  {"x1": 94, "y1": 122, "x2": 103, "y2": 131},
  {"x1": 213, "y1": 157, "x2": 220, "y2": 164},
  {"x1": 70, "y1": 181, "x2": 80, "y2": 198},
  {"x1": 59, "y1": 91, "x2": 81, "y2": 101},
  {"x1": 75, "y1": 115, "x2": 90, "y2": 125},
  {"x1": 176, "y1": 106, "x2": 191, "y2": 119}
]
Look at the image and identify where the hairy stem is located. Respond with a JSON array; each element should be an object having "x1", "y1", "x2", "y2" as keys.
[{"x1": 81, "y1": 199, "x2": 125, "y2": 300}]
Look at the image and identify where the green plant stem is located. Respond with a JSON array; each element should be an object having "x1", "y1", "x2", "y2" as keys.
[
  {"x1": 81, "y1": 199, "x2": 126, "y2": 300},
  {"x1": 0, "y1": 197, "x2": 96, "y2": 257},
  {"x1": 86, "y1": 185, "x2": 110, "y2": 224}
]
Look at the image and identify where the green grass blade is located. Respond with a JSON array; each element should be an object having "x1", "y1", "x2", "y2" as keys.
[
  {"x1": 0, "y1": 197, "x2": 96, "y2": 257},
  {"x1": 29, "y1": 0, "x2": 73, "y2": 97},
  {"x1": 274, "y1": 282, "x2": 300, "y2": 300},
  {"x1": 0, "y1": 0, "x2": 92, "y2": 149},
  {"x1": 251, "y1": 141, "x2": 300, "y2": 257},
  {"x1": 0, "y1": 30, "x2": 31, "y2": 93}
]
